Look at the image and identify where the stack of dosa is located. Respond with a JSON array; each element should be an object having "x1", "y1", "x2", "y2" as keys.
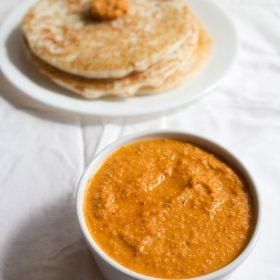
[{"x1": 22, "y1": 0, "x2": 212, "y2": 98}]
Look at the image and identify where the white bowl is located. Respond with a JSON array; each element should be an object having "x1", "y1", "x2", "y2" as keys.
[{"x1": 76, "y1": 131, "x2": 261, "y2": 280}]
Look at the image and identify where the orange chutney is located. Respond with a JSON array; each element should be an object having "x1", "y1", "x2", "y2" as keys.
[{"x1": 84, "y1": 139, "x2": 254, "y2": 279}]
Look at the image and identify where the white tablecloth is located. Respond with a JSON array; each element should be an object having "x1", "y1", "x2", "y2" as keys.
[{"x1": 0, "y1": 1, "x2": 280, "y2": 279}]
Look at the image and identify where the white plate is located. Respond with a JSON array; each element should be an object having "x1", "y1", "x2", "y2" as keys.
[{"x1": 0, "y1": 0, "x2": 238, "y2": 117}]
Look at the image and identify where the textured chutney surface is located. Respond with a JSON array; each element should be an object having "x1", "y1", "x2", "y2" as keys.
[{"x1": 84, "y1": 139, "x2": 254, "y2": 278}]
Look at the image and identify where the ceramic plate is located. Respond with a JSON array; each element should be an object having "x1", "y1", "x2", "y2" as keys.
[{"x1": 0, "y1": 0, "x2": 238, "y2": 117}]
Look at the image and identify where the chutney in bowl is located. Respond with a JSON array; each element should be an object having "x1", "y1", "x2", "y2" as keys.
[{"x1": 77, "y1": 131, "x2": 260, "y2": 280}]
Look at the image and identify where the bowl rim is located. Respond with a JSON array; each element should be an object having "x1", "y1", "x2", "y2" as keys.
[{"x1": 76, "y1": 130, "x2": 261, "y2": 280}]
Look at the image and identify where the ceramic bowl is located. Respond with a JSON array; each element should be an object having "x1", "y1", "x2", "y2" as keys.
[{"x1": 76, "y1": 131, "x2": 261, "y2": 280}]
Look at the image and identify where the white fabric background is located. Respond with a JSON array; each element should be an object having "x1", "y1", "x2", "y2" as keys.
[{"x1": 0, "y1": 0, "x2": 280, "y2": 279}]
